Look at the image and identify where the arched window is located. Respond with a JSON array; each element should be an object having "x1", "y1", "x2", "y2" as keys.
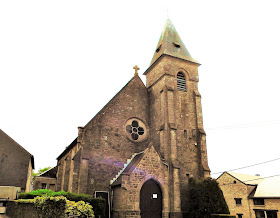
[{"x1": 177, "y1": 72, "x2": 186, "y2": 92}]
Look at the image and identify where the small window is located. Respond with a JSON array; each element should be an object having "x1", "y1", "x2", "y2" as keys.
[
  {"x1": 266, "y1": 211, "x2": 277, "y2": 218},
  {"x1": 184, "y1": 130, "x2": 187, "y2": 138},
  {"x1": 41, "y1": 183, "x2": 47, "y2": 189},
  {"x1": 173, "y1": 42, "x2": 181, "y2": 48},
  {"x1": 177, "y1": 72, "x2": 186, "y2": 92},
  {"x1": 156, "y1": 44, "x2": 161, "y2": 52},
  {"x1": 235, "y1": 198, "x2": 242, "y2": 205},
  {"x1": 253, "y1": 198, "x2": 265, "y2": 205},
  {"x1": 255, "y1": 211, "x2": 265, "y2": 218},
  {"x1": 237, "y1": 214, "x2": 243, "y2": 218}
]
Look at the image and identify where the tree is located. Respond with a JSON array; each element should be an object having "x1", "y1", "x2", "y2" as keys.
[
  {"x1": 186, "y1": 177, "x2": 230, "y2": 218},
  {"x1": 32, "y1": 167, "x2": 52, "y2": 180}
]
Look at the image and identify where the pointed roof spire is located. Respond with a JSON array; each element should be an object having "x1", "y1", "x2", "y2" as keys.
[{"x1": 149, "y1": 19, "x2": 199, "y2": 67}]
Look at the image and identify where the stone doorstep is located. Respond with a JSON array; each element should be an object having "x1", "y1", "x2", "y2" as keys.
[{"x1": 0, "y1": 207, "x2": 6, "y2": 214}]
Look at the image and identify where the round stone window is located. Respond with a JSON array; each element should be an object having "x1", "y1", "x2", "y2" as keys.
[{"x1": 125, "y1": 118, "x2": 147, "y2": 142}]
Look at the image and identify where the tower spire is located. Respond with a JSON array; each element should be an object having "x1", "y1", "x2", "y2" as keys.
[{"x1": 149, "y1": 19, "x2": 199, "y2": 68}]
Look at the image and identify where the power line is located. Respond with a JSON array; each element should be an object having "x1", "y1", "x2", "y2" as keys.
[
  {"x1": 210, "y1": 157, "x2": 280, "y2": 175},
  {"x1": 219, "y1": 173, "x2": 280, "y2": 186},
  {"x1": 243, "y1": 174, "x2": 280, "y2": 183},
  {"x1": 206, "y1": 120, "x2": 280, "y2": 131}
]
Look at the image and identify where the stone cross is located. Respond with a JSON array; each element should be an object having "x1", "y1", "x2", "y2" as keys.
[{"x1": 133, "y1": 65, "x2": 140, "y2": 75}]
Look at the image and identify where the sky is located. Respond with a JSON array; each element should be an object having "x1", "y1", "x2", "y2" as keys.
[{"x1": 1, "y1": 0, "x2": 280, "y2": 179}]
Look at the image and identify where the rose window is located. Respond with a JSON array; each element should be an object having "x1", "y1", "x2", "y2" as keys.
[{"x1": 125, "y1": 118, "x2": 147, "y2": 142}]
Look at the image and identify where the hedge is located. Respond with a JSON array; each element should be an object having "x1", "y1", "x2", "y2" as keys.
[
  {"x1": 7, "y1": 196, "x2": 94, "y2": 218},
  {"x1": 18, "y1": 190, "x2": 106, "y2": 218},
  {"x1": 7, "y1": 196, "x2": 66, "y2": 218}
]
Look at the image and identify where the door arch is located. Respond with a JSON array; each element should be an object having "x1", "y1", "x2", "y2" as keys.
[{"x1": 140, "y1": 179, "x2": 162, "y2": 218}]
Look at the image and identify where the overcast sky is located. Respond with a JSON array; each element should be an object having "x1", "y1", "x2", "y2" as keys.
[{"x1": 1, "y1": 0, "x2": 280, "y2": 179}]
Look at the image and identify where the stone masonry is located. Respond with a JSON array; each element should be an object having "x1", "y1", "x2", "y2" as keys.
[{"x1": 54, "y1": 19, "x2": 210, "y2": 218}]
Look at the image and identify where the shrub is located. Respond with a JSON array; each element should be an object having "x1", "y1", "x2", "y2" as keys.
[
  {"x1": 66, "y1": 200, "x2": 94, "y2": 217},
  {"x1": 15, "y1": 196, "x2": 67, "y2": 218},
  {"x1": 15, "y1": 196, "x2": 95, "y2": 217},
  {"x1": 186, "y1": 178, "x2": 230, "y2": 218},
  {"x1": 19, "y1": 189, "x2": 105, "y2": 218}
]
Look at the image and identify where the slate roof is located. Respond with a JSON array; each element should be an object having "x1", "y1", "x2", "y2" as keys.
[{"x1": 145, "y1": 19, "x2": 199, "y2": 75}]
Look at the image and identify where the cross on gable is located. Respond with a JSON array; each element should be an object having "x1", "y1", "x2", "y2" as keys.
[{"x1": 133, "y1": 65, "x2": 140, "y2": 75}]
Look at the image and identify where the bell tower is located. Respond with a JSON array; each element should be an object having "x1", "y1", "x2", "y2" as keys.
[{"x1": 144, "y1": 19, "x2": 210, "y2": 216}]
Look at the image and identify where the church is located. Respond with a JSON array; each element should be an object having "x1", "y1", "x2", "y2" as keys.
[{"x1": 54, "y1": 19, "x2": 210, "y2": 218}]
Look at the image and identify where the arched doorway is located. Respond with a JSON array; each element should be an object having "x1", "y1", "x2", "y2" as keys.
[{"x1": 140, "y1": 179, "x2": 162, "y2": 218}]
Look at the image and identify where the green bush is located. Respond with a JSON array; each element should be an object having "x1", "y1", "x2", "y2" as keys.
[
  {"x1": 19, "y1": 189, "x2": 106, "y2": 218},
  {"x1": 186, "y1": 178, "x2": 230, "y2": 218}
]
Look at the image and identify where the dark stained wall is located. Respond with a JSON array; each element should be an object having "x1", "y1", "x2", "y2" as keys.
[
  {"x1": 80, "y1": 75, "x2": 150, "y2": 195},
  {"x1": 0, "y1": 129, "x2": 34, "y2": 191},
  {"x1": 56, "y1": 75, "x2": 150, "y2": 195}
]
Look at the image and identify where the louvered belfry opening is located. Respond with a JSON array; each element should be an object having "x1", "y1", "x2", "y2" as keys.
[{"x1": 177, "y1": 72, "x2": 186, "y2": 91}]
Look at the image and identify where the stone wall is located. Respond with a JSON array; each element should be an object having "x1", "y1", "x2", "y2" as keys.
[
  {"x1": 78, "y1": 75, "x2": 150, "y2": 195},
  {"x1": 33, "y1": 177, "x2": 56, "y2": 191},
  {"x1": 112, "y1": 145, "x2": 169, "y2": 218},
  {"x1": 146, "y1": 55, "x2": 210, "y2": 212},
  {"x1": 0, "y1": 186, "x2": 21, "y2": 200},
  {"x1": 6, "y1": 202, "x2": 39, "y2": 218}
]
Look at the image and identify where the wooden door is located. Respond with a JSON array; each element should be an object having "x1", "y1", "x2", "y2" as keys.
[{"x1": 140, "y1": 179, "x2": 162, "y2": 218}]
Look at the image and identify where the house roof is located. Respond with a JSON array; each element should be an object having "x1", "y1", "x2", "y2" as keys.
[
  {"x1": 254, "y1": 176, "x2": 280, "y2": 198},
  {"x1": 36, "y1": 166, "x2": 57, "y2": 178},
  {"x1": 218, "y1": 172, "x2": 264, "y2": 185},
  {"x1": 0, "y1": 129, "x2": 34, "y2": 169}
]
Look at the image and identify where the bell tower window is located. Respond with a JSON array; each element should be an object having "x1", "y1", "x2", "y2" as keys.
[{"x1": 177, "y1": 72, "x2": 186, "y2": 92}]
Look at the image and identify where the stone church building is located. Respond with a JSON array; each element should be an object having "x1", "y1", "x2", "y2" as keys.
[{"x1": 55, "y1": 19, "x2": 210, "y2": 218}]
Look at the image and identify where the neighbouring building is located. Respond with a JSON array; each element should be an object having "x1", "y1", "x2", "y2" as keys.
[
  {"x1": 54, "y1": 19, "x2": 211, "y2": 218},
  {"x1": 217, "y1": 171, "x2": 280, "y2": 218},
  {"x1": 0, "y1": 129, "x2": 34, "y2": 193},
  {"x1": 33, "y1": 166, "x2": 57, "y2": 191}
]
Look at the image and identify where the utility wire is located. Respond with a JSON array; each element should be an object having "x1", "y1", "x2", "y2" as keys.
[
  {"x1": 219, "y1": 173, "x2": 280, "y2": 186},
  {"x1": 206, "y1": 120, "x2": 280, "y2": 131},
  {"x1": 210, "y1": 157, "x2": 280, "y2": 175}
]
